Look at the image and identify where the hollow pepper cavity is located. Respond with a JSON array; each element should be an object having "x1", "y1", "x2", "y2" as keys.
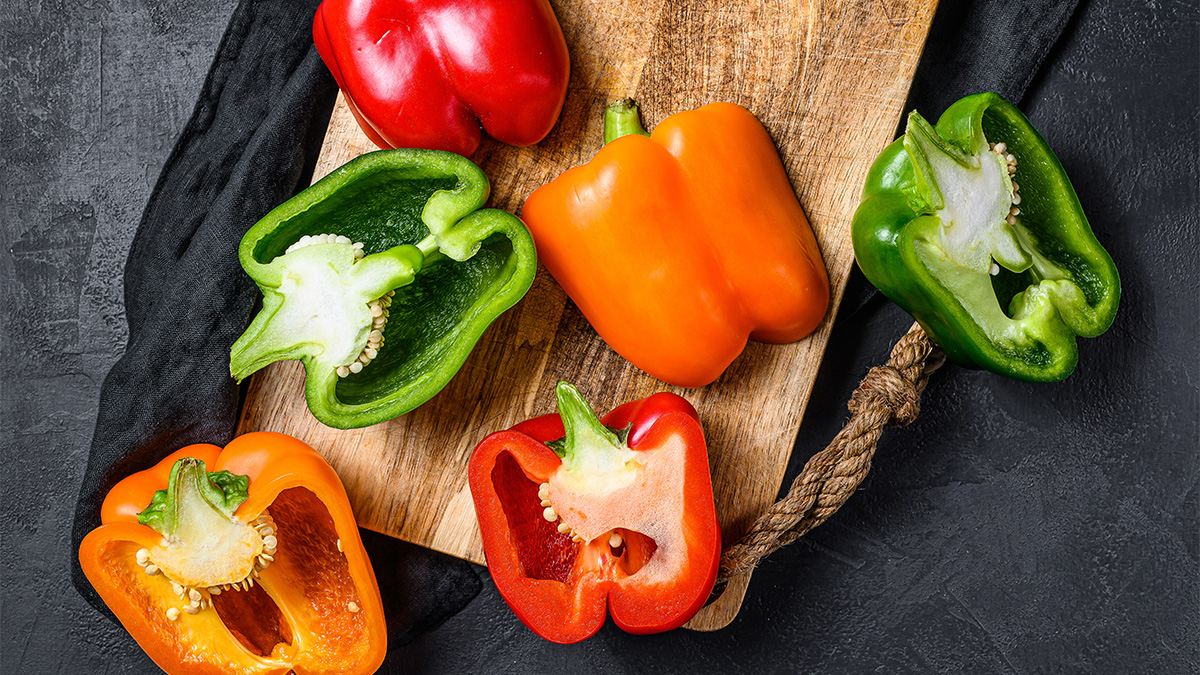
[
  {"x1": 229, "y1": 149, "x2": 536, "y2": 429},
  {"x1": 313, "y1": 0, "x2": 570, "y2": 157},
  {"x1": 468, "y1": 382, "x2": 721, "y2": 643},
  {"x1": 78, "y1": 432, "x2": 385, "y2": 675},
  {"x1": 852, "y1": 92, "x2": 1120, "y2": 381},
  {"x1": 521, "y1": 100, "x2": 830, "y2": 388}
]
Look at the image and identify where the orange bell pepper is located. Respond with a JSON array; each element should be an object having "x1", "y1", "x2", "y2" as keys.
[
  {"x1": 522, "y1": 99, "x2": 830, "y2": 387},
  {"x1": 79, "y1": 432, "x2": 385, "y2": 675}
]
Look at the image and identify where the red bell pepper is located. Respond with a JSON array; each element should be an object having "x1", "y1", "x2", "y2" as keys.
[
  {"x1": 468, "y1": 382, "x2": 721, "y2": 643},
  {"x1": 312, "y1": 0, "x2": 571, "y2": 157}
]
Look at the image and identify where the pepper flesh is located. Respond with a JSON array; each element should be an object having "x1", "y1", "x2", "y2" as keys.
[
  {"x1": 313, "y1": 0, "x2": 570, "y2": 157},
  {"x1": 852, "y1": 92, "x2": 1120, "y2": 381},
  {"x1": 468, "y1": 382, "x2": 720, "y2": 643},
  {"x1": 521, "y1": 100, "x2": 830, "y2": 387},
  {"x1": 229, "y1": 149, "x2": 536, "y2": 428},
  {"x1": 79, "y1": 432, "x2": 386, "y2": 675}
]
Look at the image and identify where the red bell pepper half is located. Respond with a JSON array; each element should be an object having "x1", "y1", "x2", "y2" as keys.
[
  {"x1": 312, "y1": 0, "x2": 571, "y2": 157},
  {"x1": 468, "y1": 382, "x2": 721, "y2": 643}
]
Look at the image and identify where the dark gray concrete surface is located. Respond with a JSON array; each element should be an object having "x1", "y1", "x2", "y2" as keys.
[{"x1": 3, "y1": 0, "x2": 1196, "y2": 673}]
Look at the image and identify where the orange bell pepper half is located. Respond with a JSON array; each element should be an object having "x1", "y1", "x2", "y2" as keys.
[
  {"x1": 78, "y1": 432, "x2": 385, "y2": 675},
  {"x1": 521, "y1": 99, "x2": 830, "y2": 387}
]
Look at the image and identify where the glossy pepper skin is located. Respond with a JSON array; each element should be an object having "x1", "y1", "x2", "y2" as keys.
[
  {"x1": 522, "y1": 100, "x2": 830, "y2": 388},
  {"x1": 313, "y1": 0, "x2": 570, "y2": 157},
  {"x1": 229, "y1": 149, "x2": 536, "y2": 428},
  {"x1": 469, "y1": 382, "x2": 721, "y2": 643},
  {"x1": 852, "y1": 92, "x2": 1120, "y2": 381},
  {"x1": 79, "y1": 432, "x2": 385, "y2": 675}
]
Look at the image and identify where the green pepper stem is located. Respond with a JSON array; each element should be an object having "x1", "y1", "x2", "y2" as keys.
[
  {"x1": 552, "y1": 382, "x2": 625, "y2": 471},
  {"x1": 604, "y1": 99, "x2": 651, "y2": 145},
  {"x1": 416, "y1": 233, "x2": 447, "y2": 266}
]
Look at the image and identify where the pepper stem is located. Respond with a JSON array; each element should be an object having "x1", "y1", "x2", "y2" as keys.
[
  {"x1": 604, "y1": 99, "x2": 651, "y2": 145},
  {"x1": 551, "y1": 382, "x2": 632, "y2": 476},
  {"x1": 416, "y1": 234, "x2": 447, "y2": 266},
  {"x1": 138, "y1": 459, "x2": 249, "y2": 539},
  {"x1": 136, "y1": 458, "x2": 265, "y2": 590}
]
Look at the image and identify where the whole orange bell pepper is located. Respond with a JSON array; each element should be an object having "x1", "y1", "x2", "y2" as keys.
[
  {"x1": 79, "y1": 432, "x2": 385, "y2": 675},
  {"x1": 522, "y1": 99, "x2": 830, "y2": 387}
]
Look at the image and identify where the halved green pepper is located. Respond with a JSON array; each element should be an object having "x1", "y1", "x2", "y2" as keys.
[
  {"x1": 852, "y1": 92, "x2": 1120, "y2": 381},
  {"x1": 230, "y1": 149, "x2": 536, "y2": 428}
]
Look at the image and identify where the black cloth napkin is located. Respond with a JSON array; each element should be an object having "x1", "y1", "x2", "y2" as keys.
[
  {"x1": 71, "y1": 0, "x2": 1080, "y2": 665},
  {"x1": 68, "y1": 0, "x2": 481, "y2": 661}
]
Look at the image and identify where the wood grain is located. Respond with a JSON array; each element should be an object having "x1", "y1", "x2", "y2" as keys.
[{"x1": 238, "y1": 0, "x2": 938, "y2": 632}]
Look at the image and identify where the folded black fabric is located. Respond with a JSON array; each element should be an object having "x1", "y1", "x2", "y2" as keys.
[
  {"x1": 70, "y1": 0, "x2": 1080, "y2": 666},
  {"x1": 69, "y1": 0, "x2": 480, "y2": 659},
  {"x1": 908, "y1": 0, "x2": 1081, "y2": 114}
]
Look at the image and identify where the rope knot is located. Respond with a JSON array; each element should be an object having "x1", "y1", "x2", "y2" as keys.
[
  {"x1": 848, "y1": 364, "x2": 920, "y2": 425},
  {"x1": 714, "y1": 323, "x2": 942, "y2": 584}
]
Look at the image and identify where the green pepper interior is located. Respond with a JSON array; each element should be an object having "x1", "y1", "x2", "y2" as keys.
[
  {"x1": 854, "y1": 94, "x2": 1119, "y2": 381},
  {"x1": 334, "y1": 232, "x2": 515, "y2": 405},
  {"x1": 976, "y1": 110, "x2": 1039, "y2": 318},
  {"x1": 989, "y1": 265, "x2": 1031, "y2": 319},
  {"x1": 246, "y1": 171, "x2": 522, "y2": 406},
  {"x1": 251, "y1": 173, "x2": 458, "y2": 264},
  {"x1": 906, "y1": 104, "x2": 1099, "y2": 368},
  {"x1": 979, "y1": 112, "x2": 1102, "y2": 308}
]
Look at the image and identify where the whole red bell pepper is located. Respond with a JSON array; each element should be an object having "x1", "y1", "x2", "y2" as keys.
[
  {"x1": 313, "y1": 0, "x2": 571, "y2": 157},
  {"x1": 468, "y1": 382, "x2": 721, "y2": 643}
]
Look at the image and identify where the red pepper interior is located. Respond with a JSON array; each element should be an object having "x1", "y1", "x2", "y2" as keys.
[
  {"x1": 492, "y1": 452, "x2": 578, "y2": 583},
  {"x1": 615, "y1": 528, "x2": 656, "y2": 576},
  {"x1": 211, "y1": 579, "x2": 292, "y2": 656},
  {"x1": 492, "y1": 452, "x2": 662, "y2": 584}
]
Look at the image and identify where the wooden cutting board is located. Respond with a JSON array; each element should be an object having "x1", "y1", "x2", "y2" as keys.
[{"x1": 239, "y1": 0, "x2": 938, "y2": 632}]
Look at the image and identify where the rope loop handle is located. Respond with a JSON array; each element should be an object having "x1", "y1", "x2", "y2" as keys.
[{"x1": 716, "y1": 323, "x2": 945, "y2": 582}]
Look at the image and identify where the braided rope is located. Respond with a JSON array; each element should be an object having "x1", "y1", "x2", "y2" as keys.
[{"x1": 717, "y1": 322, "x2": 945, "y2": 582}]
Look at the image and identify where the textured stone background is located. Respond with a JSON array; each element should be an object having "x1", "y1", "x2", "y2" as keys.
[{"x1": 2, "y1": 0, "x2": 1196, "y2": 673}]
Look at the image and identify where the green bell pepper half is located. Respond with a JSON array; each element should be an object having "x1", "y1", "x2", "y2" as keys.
[
  {"x1": 230, "y1": 149, "x2": 536, "y2": 428},
  {"x1": 852, "y1": 92, "x2": 1120, "y2": 381}
]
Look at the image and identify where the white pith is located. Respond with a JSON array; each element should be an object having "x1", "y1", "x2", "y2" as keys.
[
  {"x1": 542, "y1": 436, "x2": 688, "y2": 584},
  {"x1": 138, "y1": 511, "x2": 279, "y2": 620},
  {"x1": 929, "y1": 138, "x2": 1022, "y2": 272},
  {"x1": 275, "y1": 233, "x2": 392, "y2": 378}
]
